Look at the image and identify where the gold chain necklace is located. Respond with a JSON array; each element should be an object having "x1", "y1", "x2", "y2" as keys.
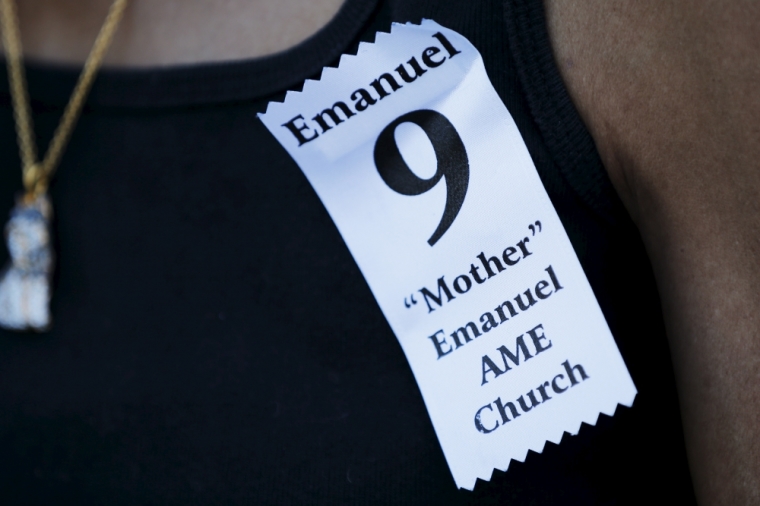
[{"x1": 0, "y1": 0, "x2": 128, "y2": 331}]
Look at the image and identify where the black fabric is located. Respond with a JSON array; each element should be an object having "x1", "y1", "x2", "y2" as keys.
[
  {"x1": 0, "y1": 0, "x2": 696, "y2": 504},
  {"x1": 20, "y1": 0, "x2": 380, "y2": 108}
]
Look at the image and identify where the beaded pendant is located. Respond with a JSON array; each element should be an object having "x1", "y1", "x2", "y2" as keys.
[{"x1": 0, "y1": 195, "x2": 53, "y2": 331}]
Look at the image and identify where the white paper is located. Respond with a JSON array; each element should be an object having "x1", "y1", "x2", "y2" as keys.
[{"x1": 259, "y1": 20, "x2": 636, "y2": 490}]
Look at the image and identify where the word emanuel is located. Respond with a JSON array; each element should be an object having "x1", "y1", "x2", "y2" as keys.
[
  {"x1": 428, "y1": 266, "x2": 563, "y2": 359},
  {"x1": 282, "y1": 32, "x2": 461, "y2": 146}
]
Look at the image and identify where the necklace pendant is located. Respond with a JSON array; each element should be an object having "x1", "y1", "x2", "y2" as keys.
[{"x1": 0, "y1": 195, "x2": 54, "y2": 332}]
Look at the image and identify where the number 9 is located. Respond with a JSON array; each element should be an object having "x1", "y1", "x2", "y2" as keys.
[{"x1": 373, "y1": 109, "x2": 469, "y2": 246}]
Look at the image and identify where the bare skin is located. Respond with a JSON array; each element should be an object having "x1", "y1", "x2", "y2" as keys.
[
  {"x1": 545, "y1": 1, "x2": 760, "y2": 504},
  {"x1": 5, "y1": 0, "x2": 760, "y2": 504},
  {"x1": 9, "y1": 0, "x2": 345, "y2": 66}
]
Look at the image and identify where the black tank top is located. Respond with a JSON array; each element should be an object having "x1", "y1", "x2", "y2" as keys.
[{"x1": 0, "y1": 0, "x2": 696, "y2": 503}]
